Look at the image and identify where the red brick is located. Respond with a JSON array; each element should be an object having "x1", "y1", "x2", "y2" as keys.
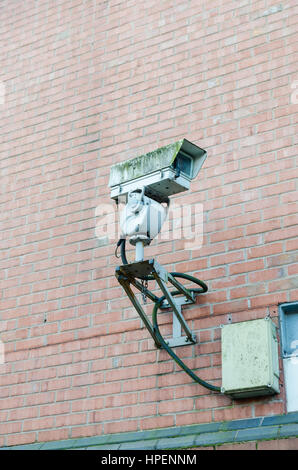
[
  {"x1": 70, "y1": 424, "x2": 102, "y2": 439},
  {"x1": 247, "y1": 243, "x2": 283, "y2": 259},
  {"x1": 248, "y1": 268, "x2": 281, "y2": 283},
  {"x1": 104, "y1": 420, "x2": 138, "y2": 435},
  {"x1": 230, "y1": 284, "x2": 266, "y2": 300},
  {"x1": 213, "y1": 299, "x2": 249, "y2": 315},
  {"x1": 6, "y1": 432, "x2": 36, "y2": 447},
  {"x1": 158, "y1": 398, "x2": 194, "y2": 414},
  {"x1": 258, "y1": 438, "x2": 298, "y2": 450},
  {"x1": 92, "y1": 407, "x2": 122, "y2": 422},
  {"x1": 195, "y1": 395, "x2": 232, "y2": 410},
  {"x1": 229, "y1": 259, "x2": 264, "y2": 275},
  {"x1": 210, "y1": 251, "x2": 244, "y2": 267},
  {"x1": 140, "y1": 415, "x2": 175, "y2": 431},
  {"x1": 55, "y1": 413, "x2": 87, "y2": 428},
  {"x1": 250, "y1": 292, "x2": 288, "y2": 308},
  {"x1": 38, "y1": 428, "x2": 70, "y2": 443},
  {"x1": 176, "y1": 410, "x2": 212, "y2": 427},
  {"x1": 217, "y1": 442, "x2": 257, "y2": 450},
  {"x1": 254, "y1": 401, "x2": 284, "y2": 418},
  {"x1": 39, "y1": 403, "x2": 70, "y2": 417},
  {"x1": 214, "y1": 406, "x2": 253, "y2": 422},
  {"x1": 23, "y1": 418, "x2": 55, "y2": 432}
]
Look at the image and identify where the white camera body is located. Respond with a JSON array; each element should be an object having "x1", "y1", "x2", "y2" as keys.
[
  {"x1": 120, "y1": 189, "x2": 168, "y2": 246},
  {"x1": 109, "y1": 139, "x2": 207, "y2": 204}
]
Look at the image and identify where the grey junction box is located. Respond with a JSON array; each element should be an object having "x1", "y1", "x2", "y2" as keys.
[{"x1": 221, "y1": 318, "x2": 280, "y2": 398}]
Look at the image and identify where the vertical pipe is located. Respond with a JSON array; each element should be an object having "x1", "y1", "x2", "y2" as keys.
[{"x1": 135, "y1": 241, "x2": 144, "y2": 262}]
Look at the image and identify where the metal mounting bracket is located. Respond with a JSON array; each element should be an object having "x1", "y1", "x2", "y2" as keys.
[
  {"x1": 160, "y1": 296, "x2": 197, "y2": 348},
  {"x1": 115, "y1": 259, "x2": 197, "y2": 348}
]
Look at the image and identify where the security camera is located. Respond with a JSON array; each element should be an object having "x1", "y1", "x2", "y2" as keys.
[
  {"x1": 108, "y1": 139, "x2": 207, "y2": 260},
  {"x1": 109, "y1": 139, "x2": 207, "y2": 204},
  {"x1": 106, "y1": 139, "x2": 226, "y2": 397}
]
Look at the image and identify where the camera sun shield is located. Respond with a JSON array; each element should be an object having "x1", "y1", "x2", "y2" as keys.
[{"x1": 109, "y1": 139, "x2": 207, "y2": 203}]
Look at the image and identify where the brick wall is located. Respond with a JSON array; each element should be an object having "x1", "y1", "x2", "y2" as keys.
[{"x1": 0, "y1": 0, "x2": 297, "y2": 447}]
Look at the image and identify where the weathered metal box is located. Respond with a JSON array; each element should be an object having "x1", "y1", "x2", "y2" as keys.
[{"x1": 221, "y1": 318, "x2": 280, "y2": 398}]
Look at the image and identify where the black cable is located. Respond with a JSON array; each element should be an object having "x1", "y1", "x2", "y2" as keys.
[
  {"x1": 152, "y1": 293, "x2": 221, "y2": 393},
  {"x1": 116, "y1": 238, "x2": 222, "y2": 393},
  {"x1": 120, "y1": 238, "x2": 128, "y2": 265}
]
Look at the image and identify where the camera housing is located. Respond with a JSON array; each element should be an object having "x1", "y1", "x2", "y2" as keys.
[
  {"x1": 120, "y1": 188, "x2": 168, "y2": 246},
  {"x1": 109, "y1": 139, "x2": 207, "y2": 203}
]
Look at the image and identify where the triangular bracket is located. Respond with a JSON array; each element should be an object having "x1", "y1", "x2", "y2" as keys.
[{"x1": 115, "y1": 259, "x2": 197, "y2": 348}]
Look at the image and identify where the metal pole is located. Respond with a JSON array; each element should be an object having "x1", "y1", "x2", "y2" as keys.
[
  {"x1": 152, "y1": 270, "x2": 194, "y2": 343},
  {"x1": 135, "y1": 241, "x2": 144, "y2": 262},
  {"x1": 116, "y1": 275, "x2": 161, "y2": 349}
]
